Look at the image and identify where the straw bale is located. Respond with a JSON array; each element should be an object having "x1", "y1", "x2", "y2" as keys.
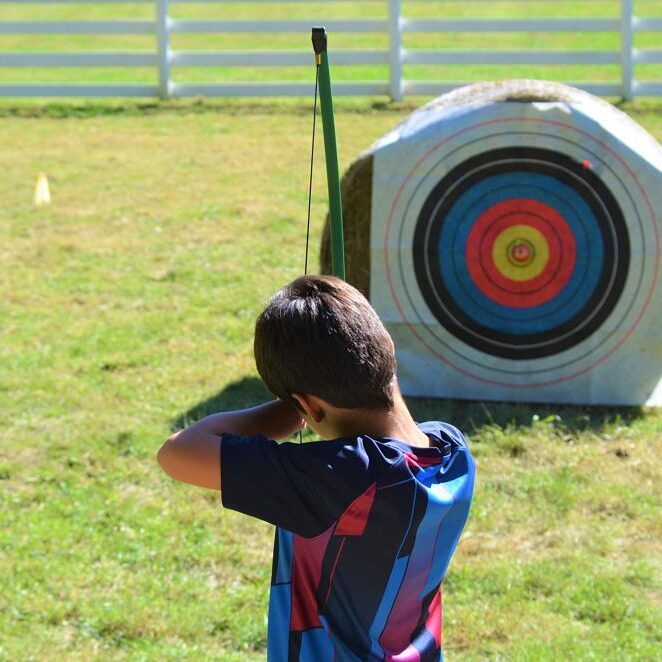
[{"x1": 319, "y1": 151, "x2": 374, "y2": 296}]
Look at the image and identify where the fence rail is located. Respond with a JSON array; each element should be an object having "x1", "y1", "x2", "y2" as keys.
[{"x1": 0, "y1": 0, "x2": 660, "y2": 99}]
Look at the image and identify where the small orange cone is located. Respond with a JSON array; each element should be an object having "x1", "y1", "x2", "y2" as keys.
[{"x1": 34, "y1": 172, "x2": 51, "y2": 206}]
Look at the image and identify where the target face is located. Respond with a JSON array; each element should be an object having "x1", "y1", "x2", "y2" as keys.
[
  {"x1": 413, "y1": 147, "x2": 630, "y2": 359},
  {"x1": 369, "y1": 87, "x2": 662, "y2": 404}
]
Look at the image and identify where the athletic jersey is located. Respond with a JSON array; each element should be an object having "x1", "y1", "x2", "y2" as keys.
[{"x1": 221, "y1": 421, "x2": 475, "y2": 661}]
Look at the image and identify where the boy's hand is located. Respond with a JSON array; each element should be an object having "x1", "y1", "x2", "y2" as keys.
[
  {"x1": 157, "y1": 399, "x2": 305, "y2": 490},
  {"x1": 247, "y1": 399, "x2": 306, "y2": 439}
]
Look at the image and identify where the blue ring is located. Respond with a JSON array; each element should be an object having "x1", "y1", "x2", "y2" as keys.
[{"x1": 437, "y1": 172, "x2": 604, "y2": 335}]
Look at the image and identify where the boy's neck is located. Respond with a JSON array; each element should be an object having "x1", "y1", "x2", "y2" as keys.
[{"x1": 324, "y1": 391, "x2": 431, "y2": 448}]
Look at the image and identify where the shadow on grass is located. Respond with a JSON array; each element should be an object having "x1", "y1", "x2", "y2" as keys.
[
  {"x1": 172, "y1": 376, "x2": 272, "y2": 431},
  {"x1": 173, "y1": 375, "x2": 645, "y2": 436},
  {"x1": 2, "y1": 97, "x2": 661, "y2": 121},
  {"x1": 0, "y1": 97, "x2": 419, "y2": 120},
  {"x1": 404, "y1": 397, "x2": 645, "y2": 437}
]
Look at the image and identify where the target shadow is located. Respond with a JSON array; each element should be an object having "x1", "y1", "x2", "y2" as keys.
[
  {"x1": 404, "y1": 396, "x2": 644, "y2": 438},
  {"x1": 172, "y1": 376, "x2": 643, "y2": 438}
]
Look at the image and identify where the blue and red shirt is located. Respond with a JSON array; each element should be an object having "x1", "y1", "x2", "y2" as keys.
[{"x1": 221, "y1": 421, "x2": 475, "y2": 661}]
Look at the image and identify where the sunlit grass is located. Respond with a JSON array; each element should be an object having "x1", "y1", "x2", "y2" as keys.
[{"x1": 0, "y1": 95, "x2": 661, "y2": 659}]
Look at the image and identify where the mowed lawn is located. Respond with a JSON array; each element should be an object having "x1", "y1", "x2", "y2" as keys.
[
  {"x1": 1, "y1": 2, "x2": 662, "y2": 660},
  {"x1": 0, "y1": 95, "x2": 661, "y2": 661}
]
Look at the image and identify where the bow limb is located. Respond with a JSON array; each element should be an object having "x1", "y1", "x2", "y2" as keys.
[{"x1": 312, "y1": 27, "x2": 346, "y2": 281}]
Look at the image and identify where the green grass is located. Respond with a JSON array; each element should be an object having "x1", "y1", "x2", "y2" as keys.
[
  {"x1": 0, "y1": 96, "x2": 661, "y2": 660},
  {"x1": 0, "y1": 3, "x2": 661, "y2": 660},
  {"x1": 0, "y1": 1, "x2": 660, "y2": 89}
]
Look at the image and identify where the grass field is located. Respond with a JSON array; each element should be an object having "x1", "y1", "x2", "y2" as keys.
[
  {"x1": 1, "y1": 95, "x2": 661, "y2": 660},
  {"x1": 1, "y1": 2, "x2": 662, "y2": 661}
]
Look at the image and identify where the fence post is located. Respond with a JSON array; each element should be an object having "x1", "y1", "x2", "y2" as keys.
[
  {"x1": 388, "y1": 0, "x2": 403, "y2": 101},
  {"x1": 621, "y1": 0, "x2": 634, "y2": 100},
  {"x1": 157, "y1": 0, "x2": 171, "y2": 99}
]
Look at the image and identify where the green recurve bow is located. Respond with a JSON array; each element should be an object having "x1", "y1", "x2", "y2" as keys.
[{"x1": 311, "y1": 27, "x2": 346, "y2": 281}]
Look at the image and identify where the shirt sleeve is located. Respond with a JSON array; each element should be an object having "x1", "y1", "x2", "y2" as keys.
[
  {"x1": 418, "y1": 420, "x2": 469, "y2": 450},
  {"x1": 220, "y1": 434, "x2": 391, "y2": 538}
]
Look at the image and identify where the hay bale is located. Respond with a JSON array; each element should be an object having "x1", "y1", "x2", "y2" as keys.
[{"x1": 319, "y1": 151, "x2": 373, "y2": 297}]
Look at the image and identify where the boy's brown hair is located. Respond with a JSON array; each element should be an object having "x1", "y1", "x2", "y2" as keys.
[{"x1": 254, "y1": 275, "x2": 396, "y2": 411}]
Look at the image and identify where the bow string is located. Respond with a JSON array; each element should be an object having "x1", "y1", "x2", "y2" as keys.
[{"x1": 299, "y1": 28, "x2": 346, "y2": 444}]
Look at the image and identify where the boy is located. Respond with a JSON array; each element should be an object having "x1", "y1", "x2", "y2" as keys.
[{"x1": 157, "y1": 275, "x2": 475, "y2": 661}]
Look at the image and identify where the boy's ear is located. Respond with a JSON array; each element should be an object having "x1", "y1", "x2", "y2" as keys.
[{"x1": 291, "y1": 393, "x2": 325, "y2": 423}]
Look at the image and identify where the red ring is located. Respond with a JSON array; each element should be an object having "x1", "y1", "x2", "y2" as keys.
[
  {"x1": 465, "y1": 199, "x2": 576, "y2": 307},
  {"x1": 475, "y1": 210, "x2": 563, "y2": 293}
]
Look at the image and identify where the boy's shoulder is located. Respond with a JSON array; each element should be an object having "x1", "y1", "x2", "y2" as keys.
[
  {"x1": 297, "y1": 420, "x2": 468, "y2": 454},
  {"x1": 221, "y1": 420, "x2": 473, "y2": 538},
  {"x1": 279, "y1": 420, "x2": 470, "y2": 479},
  {"x1": 417, "y1": 420, "x2": 469, "y2": 447}
]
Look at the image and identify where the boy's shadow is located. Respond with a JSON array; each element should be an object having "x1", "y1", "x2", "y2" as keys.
[
  {"x1": 172, "y1": 376, "x2": 272, "y2": 431},
  {"x1": 173, "y1": 377, "x2": 644, "y2": 436}
]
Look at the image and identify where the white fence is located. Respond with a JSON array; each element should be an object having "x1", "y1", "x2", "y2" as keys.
[{"x1": 0, "y1": 0, "x2": 660, "y2": 99}]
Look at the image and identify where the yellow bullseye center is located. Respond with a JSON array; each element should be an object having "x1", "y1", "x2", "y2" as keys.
[{"x1": 492, "y1": 225, "x2": 549, "y2": 281}]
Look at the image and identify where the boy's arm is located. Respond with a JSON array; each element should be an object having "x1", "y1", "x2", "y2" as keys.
[{"x1": 156, "y1": 400, "x2": 305, "y2": 490}]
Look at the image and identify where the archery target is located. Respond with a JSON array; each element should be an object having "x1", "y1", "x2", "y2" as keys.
[
  {"x1": 413, "y1": 146, "x2": 630, "y2": 360},
  {"x1": 368, "y1": 81, "x2": 662, "y2": 405}
]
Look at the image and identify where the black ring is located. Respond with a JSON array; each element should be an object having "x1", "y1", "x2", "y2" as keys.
[{"x1": 412, "y1": 147, "x2": 630, "y2": 359}]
